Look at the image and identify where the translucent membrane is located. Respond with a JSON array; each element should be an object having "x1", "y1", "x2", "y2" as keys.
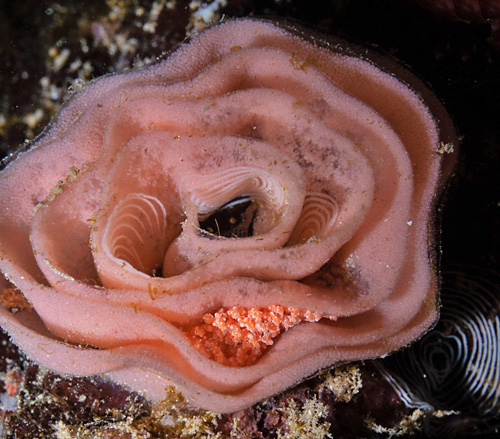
[
  {"x1": 102, "y1": 193, "x2": 167, "y2": 275},
  {"x1": 193, "y1": 167, "x2": 285, "y2": 230},
  {"x1": 288, "y1": 192, "x2": 339, "y2": 245}
]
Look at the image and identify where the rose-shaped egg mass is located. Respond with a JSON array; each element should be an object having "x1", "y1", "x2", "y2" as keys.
[{"x1": 0, "y1": 18, "x2": 456, "y2": 413}]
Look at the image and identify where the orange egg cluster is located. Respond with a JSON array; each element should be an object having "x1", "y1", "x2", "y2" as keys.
[{"x1": 186, "y1": 306, "x2": 322, "y2": 367}]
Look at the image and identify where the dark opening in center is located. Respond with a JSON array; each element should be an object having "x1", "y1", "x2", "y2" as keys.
[{"x1": 199, "y1": 197, "x2": 258, "y2": 238}]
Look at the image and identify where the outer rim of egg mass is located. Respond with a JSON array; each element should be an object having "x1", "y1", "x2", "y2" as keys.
[
  {"x1": 265, "y1": 15, "x2": 460, "y2": 339},
  {"x1": 0, "y1": 16, "x2": 459, "y2": 413}
]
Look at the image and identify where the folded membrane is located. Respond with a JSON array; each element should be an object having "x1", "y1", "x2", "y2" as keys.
[{"x1": 0, "y1": 18, "x2": 456, "y2": 412}]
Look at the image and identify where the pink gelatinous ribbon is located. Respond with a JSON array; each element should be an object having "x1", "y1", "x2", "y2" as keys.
[{"x1": 0, "y1": 18, "x2": 457, "y2": 412}]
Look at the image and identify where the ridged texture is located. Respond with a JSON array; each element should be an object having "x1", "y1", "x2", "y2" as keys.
[
  {"x1": 377, "y1": 268, "x2": 500, "y2": 435},
  {"x1": 289, "y1": 192, "x2": 339, "y2": 245},
  {"x1": 103, "y1": 193, "x2": 167, "y2": 275},
  {"x1": 192, "y1": 167, "x2": 285, "y2": 222}
]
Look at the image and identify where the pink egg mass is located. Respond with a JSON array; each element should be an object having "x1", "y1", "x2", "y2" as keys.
[{"x1": 0, "y1": 18, "x2": 457, "y2": 412}]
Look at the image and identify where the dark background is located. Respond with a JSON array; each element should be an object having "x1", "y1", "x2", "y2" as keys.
[{"x1": 0, "y1": 0, "x2": 499, "y2": 437}]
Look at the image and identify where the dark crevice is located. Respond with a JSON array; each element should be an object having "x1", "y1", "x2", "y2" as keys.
[{"x1": 199, "y1": 197, "x2": 258, "y2": 239}]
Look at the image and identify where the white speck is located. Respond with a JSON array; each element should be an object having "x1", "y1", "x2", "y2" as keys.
[
  {"x1": 0, "y1": 391, "x2": 19, "y2": 412},
  {"x1": 143, "y1": 0, "x2": 166, "y2": 33},
  {"x1": 189, "y1": 0, "x2": 228, "y2": 34},
  {"x1": 67, "y1": 78, "x2": 86, "y2": 95},
  {"x1": 436, "y1": 141, "x2": 455, "y2": 155},
  {"x1": 407, "y1": 220, "x2": 412, "y2": 226},
  {"x1": 50, "y1": 87, "x2": 61, "y2": 100},
  {"x1": 161, "y1": 414, "x2": 176, "y2": 426},
  {"x1": 68, "y1": 58, "x2": 82, "y2": 73},
  {"x1": 22, "y1": 108, "x2": 44, "y2": 129},
  {"x1": 194, "y1": 0, "x2": 227, "y2": 22},
  {"x1": 52, "y1": 48, "x2": 71, "y2": 72}
]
